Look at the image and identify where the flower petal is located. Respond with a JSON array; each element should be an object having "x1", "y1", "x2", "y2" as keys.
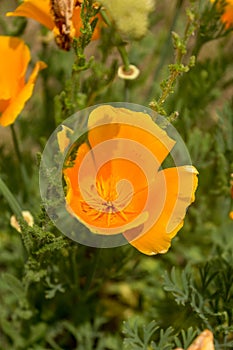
[
  {"x1": 0, "y1": 60, "x2": 47, "y2": 126},
  {"x1": 6, "y1": 0, "x2": 54, "y2": 30},
  {"x1": 0, "y1": 36, "x2": 30, "y2": 102},
  {"x1": 7, "y1": 0, "x2": 102, "y2": 41},
  {"x1": 88, "y1": 105, "x2": 176, "y2": 166},
  {"x1": 124, "y1": 165, "x2": 198, "y2": 255},
  {"x1": 64, "y1": 142, "x2": 91, "y2": 198}
]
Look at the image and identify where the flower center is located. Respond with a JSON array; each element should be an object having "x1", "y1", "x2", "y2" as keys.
[{"x1": 80, "y1": 175, "x2": 133, "y2": 228}]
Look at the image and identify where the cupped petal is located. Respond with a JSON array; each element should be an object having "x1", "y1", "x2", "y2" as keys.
[
  {"x1": 124, "y1": 165, "x2": 198, "y2": 255},
  {"x1": 88, "y1": 105, "x2": 176, "y2": 166},
  {"x1": 6, "y1": 0, "x2": 54, "y2": 30},
  {"x1": 0, "y1": 61, "x2": 47, "y2": 126},
  {"x1": 164, "y1": 166, "x2": 198, "y2": 235},
  {"x1": 0, "y1": 36, "x2": 30, "y2": 102},
  {"x1": 124, "y1": 221, "x2": 177, "y2": 256},
  {"x1": 103, "y1": 158, "x2": 148, "y2": 202}
]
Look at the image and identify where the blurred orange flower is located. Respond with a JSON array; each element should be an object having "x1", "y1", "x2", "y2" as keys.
[
  {"x1": 222, "y1": 0, "x2": 233, "y2": 28},
  {"x1": 63, "y1": 105, "x2": 198, "y2": 256},
  {"x1": 211, "y1": 0, "x2": 233, "y2": 28},
  {"x1": 7, "y1": 0, "x2": 101, "y2": 50},
  {"x1": 0, "y1": 36, "x2": 46, "y2": 127}
]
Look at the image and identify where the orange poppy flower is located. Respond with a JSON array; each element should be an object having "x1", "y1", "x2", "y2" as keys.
[
  {"x1": 221, "y1": 0, "x2": 233, "y2": 28},
  {"x1": 6, "y1": 0, "x2": 101, "y2": 50},
  {"x1": 62, "y1": 105, "x2": 198, "y2": 255},
  {"x1": 211, "y1": 0, "x2": 233, "y2": 28},
  {"x1": 0, "y1": 36, "x2": 46, "y2": 127}
]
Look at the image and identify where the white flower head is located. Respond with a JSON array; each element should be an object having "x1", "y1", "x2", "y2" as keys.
[{"x1": 100, "y1": 0, "x2": 156, "y2": 38}]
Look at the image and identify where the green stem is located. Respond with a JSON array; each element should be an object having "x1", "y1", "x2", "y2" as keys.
[
  {"x1": 117, "y1": 45, "x2": 130, "y2": 72},
  {"x1": 124, "y1": 80, "x2": 130, "y2": 102},
  {"x1": 158, "y1": 70, "x2": 180, "y2": 106},
  {"x1": 155, "y1": 11, "x2": 193, "y2": 110},
  {"x1": 100, "y1": 8, "x2": 130, "y2": 71},
  {"x1": 10, "y1": 124, "x2": 30, "y2": 193},
  {"x1": 100, "y1": 8, "x2": 111, "y2": 26},
  {"x1": 82, "y1": 248, "x2": 102, "y2": 300},
  {"x1": 71, "y1": 245, "x2": 79, "y2": 290},
  {"x1": 10, "y1": 125, "x2": 22, "y2": 162},
  {"x1": 149, "y1": 0, "x2": 184, "y2": 100},
  {"x1": 0, "y1": 176, "x2": 22, "y2": 218}
]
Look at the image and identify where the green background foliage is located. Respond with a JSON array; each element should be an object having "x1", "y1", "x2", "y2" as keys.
[{"x1": 0, "y1": 0, "x2": 233, "y2": 349}]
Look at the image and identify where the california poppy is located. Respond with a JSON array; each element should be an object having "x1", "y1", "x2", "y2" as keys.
[
  {"x1": 211, "y1": 0, "x2": 233, "y2": 29},
  {"x1": 0, "y1": 36, "x2": 46, "y2": 127},
  {"x1": 62, "y1": 105, "x2": 198, "y2": 255},
  {"x1": 221, "y1": 0, "x2": 233, "y2": 28},
  {"x1": 7, "y1": 0, "x2": 101, "y2": 50}
]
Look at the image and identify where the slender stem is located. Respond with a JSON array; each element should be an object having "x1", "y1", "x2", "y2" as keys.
[
  {"x1": 10, "y1": 125, "x2": 22, "y2": 162},
  {"x1": 100, "y1": 8, "x2": 111, "y2": 26},
  {"x1": 82, "y1": 248, "x2": 102, "y2": 300},
  {"x1": 10, "y1": 124, "x2": 30, "y2": 193},
  {"x1": 0, "y1": 176, "x2": 22, "y2": 218},
  {"x1": 117, "y1": 45, "x2": 130, "y2": 72},
  {"x1": 156, "y1": 13, "x2": 193, "y2": 110},
  {"x1": 100, "y1": 8, "x2": 130, "y2": 71},
  {"x1": 124, "y1": 80, "x2": 130, "y2": 102},
  {"x1": 71, "y1": 245, "x2": 79, "y2": 290},
  {"x1": 149, "y1": 0, "x2": 184, "y2": 100},
  {"x1": 157, "y1": 71, "x2": 180, "y2": 106}
]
